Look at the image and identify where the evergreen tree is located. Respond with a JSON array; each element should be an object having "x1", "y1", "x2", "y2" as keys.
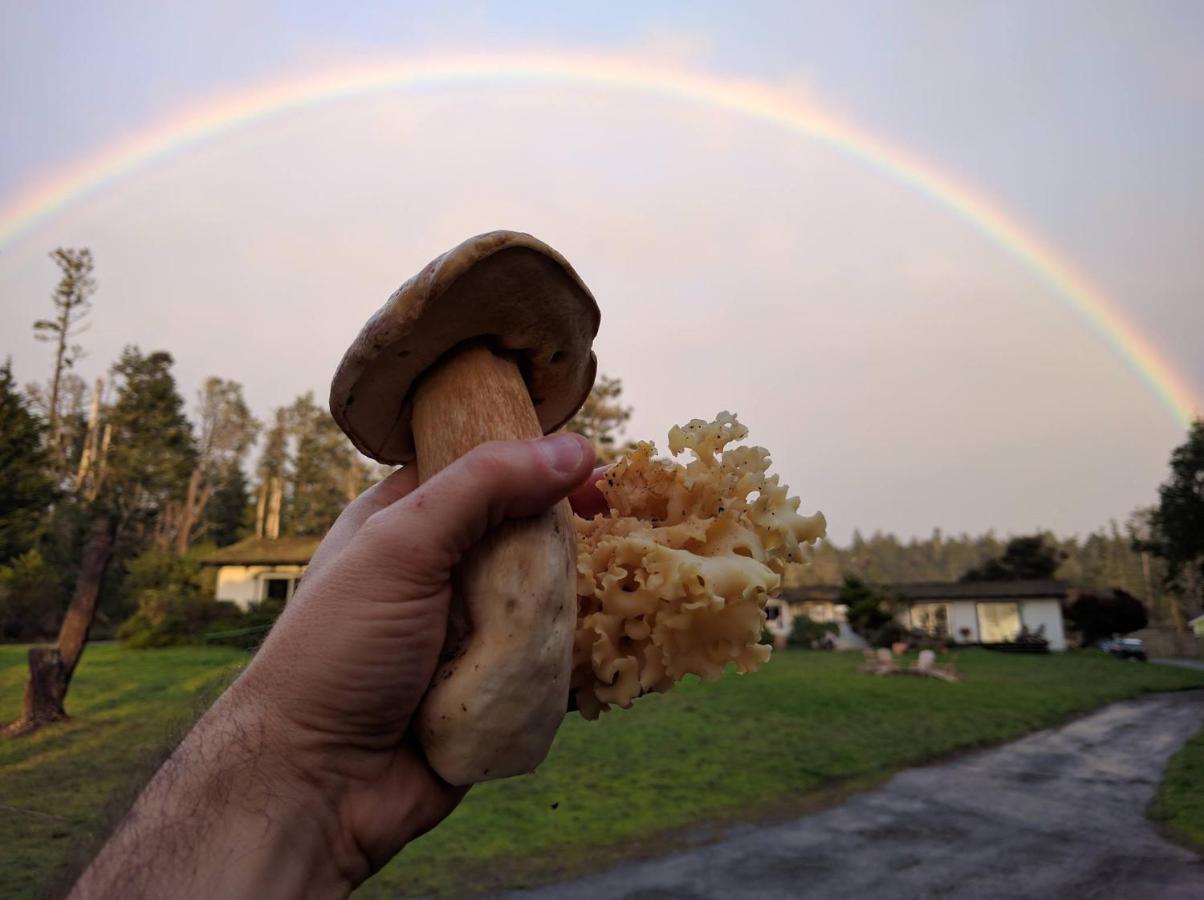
[
  {"x1": 564, "y1": 374, "x2": 634, "y2": 464},
  {"x1": 960, "y1": 534, "x2": 1065, "y2": 582},
  {"x1": 203, "y1": 461, "x2": 251, "y2": 547},
  {"x1": 103, "y1": 348, "x2": 197, "y2": 530},
  {"x1": 286, "y1": 392, "x2": 367, "y2": 536},
  {"x1": 0, "y1": 361, "x2": 56, "y2": 562},
  {"x1": 1137, "y1": 419, "x2": 1204, "y2": 625},
  {"x1": 33, "y1": 248, "x2": 95, "y2": 466},
  {"x1": 6, "y1": 348, "x2": 196, "y2": 737}
]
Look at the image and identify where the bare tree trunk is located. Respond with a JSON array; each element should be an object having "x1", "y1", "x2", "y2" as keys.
[
  {"x1": 3, "y1": 515, "x2": 117, "y2": 738},
  {"x1": 46, "y1": 321, "x2": 68, "y2": 454},
  {"x1": 255, "y1": 482, "x2": 268, "y2": 538},
  {"x1": 174, "y1": 469, "x2": 215, "y2": 556},
  {"x1": 74, "y1": 378, "x2": 103, "y2": 491},
  {"x1": 266, "y1": 477, "x2": 282, "y2": 540}
]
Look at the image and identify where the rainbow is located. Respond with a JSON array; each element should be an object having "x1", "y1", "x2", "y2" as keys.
[{"x1": 0, "y1": 53, "x2": 1197, "y2": 425}]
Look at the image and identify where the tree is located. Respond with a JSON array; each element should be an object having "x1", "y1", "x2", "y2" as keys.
[
  {"x1": 34, "y1": 248, "x2": 95, "y2": 463},
  {"x1": 172, "y1": 378, "x2": 259, "y2": 554},
  {"x1": 960, "y1": 534, "x2": 1065, "y2": 582},
  {"x1": 787, "y1": 614, "x2": 838, "y2": 649},
  {"x1": 203, "y1": 461, "x2": 251, "y2": 547},
  {"x1": 564, "y1": 374, "x2": 633, "y2": 464},
  {"x1": 0, "y1": 361, "x2": 56, "y2": 562},
  {"x1": 1065, "y1": 588, "x2": 1149, "y2": 647},
  {"x1": 5, "y1": 348, "x2": 195, "y2": 736},
  {"x1": 839, "y1": 575, "x2": 898, "y2": 646},
  {"x1": 1136, "y1": 420, "x2": 1204, "y2": 628},
  {"x1": 285, "y1": 393, "x2": 368, "y2": 536},
  {"x1": 254, "y1": 409, "x2": 289, "y2": 539}
]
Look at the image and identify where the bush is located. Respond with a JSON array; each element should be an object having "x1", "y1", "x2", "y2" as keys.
[
  {"x1": 867, "y1": 620, "x2": 910, "y2": 649},
  {"x1": 0, "y1": 550, "x2": 66, "y2": 642},
  {"x1": 788, "y1": 614, "x2": 838, "y2": 649},
  {"x1": 202, "y1": 598, "x2": 285, "y2": 649},
  {"x1": 1065, "y1": 588, "x2": 1148, "y2": 647},
  {"x1": 118, "y1": 591, "x2": 243, "y2": 648},
  {"x1": 840, "y1": 575, "x2": 899, "y2": 647}
]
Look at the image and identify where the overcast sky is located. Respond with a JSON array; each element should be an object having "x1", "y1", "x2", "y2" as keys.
[{"x1": 2, "y1": 2, "x2": 1201, "y2": 543}]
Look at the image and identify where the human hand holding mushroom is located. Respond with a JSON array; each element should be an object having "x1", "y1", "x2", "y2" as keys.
[{"x1": 72, "y1": 232, "x2": 825, "y2": 897}]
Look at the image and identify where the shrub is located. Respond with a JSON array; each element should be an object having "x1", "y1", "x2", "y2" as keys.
[
  {"x1": 840, "y1": 575, "x2": 898, "y2": 646},
  {"x1": 0, "y1": 549, "x2": 66, "y2": 642},
  {"x1": 118, "y1": 591, "x2": 242, "y2": 648},
  {"x1": 1065, "y1": 588, "x2": 1148, "y2": 647},
  {"x1": 788, "y1": 614, "x2": 838, "y2": 649},
  {"x1": 867, "y1": 620, "x2": 910, "y2": 649},
  {"x1": 202, "y1": 598, "x2": 285, "y2": 649}
]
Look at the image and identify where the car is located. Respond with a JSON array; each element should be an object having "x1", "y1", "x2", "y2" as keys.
[{"x1": 1106, "y1": 638, "x2": 1147, "y2": 662}]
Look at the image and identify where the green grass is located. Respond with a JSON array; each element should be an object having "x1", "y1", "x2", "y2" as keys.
[
  {"x1": 0, "y1": 643, "x2": 247, "y2": 899},
  {"x1": 1, "y1": 646, "x2": 1201, "y2": 898},
  {"x1": 1150, "y1": 723, "x2": 1204, "y2": 853}
]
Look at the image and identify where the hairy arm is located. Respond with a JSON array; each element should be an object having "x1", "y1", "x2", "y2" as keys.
[
  {"x1": 70, "y1": 436, "x2": 600, "y2": 898},
  {"x1": 71, "y1": 682, "x2": 353, "y2": 898}
]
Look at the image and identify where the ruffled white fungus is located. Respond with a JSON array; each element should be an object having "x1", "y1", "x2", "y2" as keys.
[{"x1": 571, "y1": 413, "x2": 826, "y2": 719}]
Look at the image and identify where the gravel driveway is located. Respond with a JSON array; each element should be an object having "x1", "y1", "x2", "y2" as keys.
[{"x1": 502, "y1": 690, "x2": 1204, "y2": 900}]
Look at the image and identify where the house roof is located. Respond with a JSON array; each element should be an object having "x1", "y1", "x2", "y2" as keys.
[
  {"x1": 782, "y1": 579, "x2": 1070, "y2": 604},
  {"x1": 200, "y1": 536, "x2": 322, "y2": 566}
]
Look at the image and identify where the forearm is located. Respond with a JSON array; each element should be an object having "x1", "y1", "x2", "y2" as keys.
[{"x1": 71, "y1": 683, "x2": 356, "y2": 899}]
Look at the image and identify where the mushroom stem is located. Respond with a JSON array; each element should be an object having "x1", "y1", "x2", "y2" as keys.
[
  {"x1": 412, "y1": 343, "x2": 543, "y2": 479},
  {"x1": 410, "y1": 343, "x2": 577, "y2": 785}
]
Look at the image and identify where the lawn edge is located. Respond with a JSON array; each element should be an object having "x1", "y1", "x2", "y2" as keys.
[{"x1": 386, "y1": 684, "x2": 1204, "y2": 898}]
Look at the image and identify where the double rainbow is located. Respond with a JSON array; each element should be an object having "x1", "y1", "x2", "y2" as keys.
[{"x1": 0, "y1": 53, "x2": 1196, "y2": 425}]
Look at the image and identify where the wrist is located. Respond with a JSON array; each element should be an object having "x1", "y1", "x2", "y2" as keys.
[{"x1": 200, "y1": 681, "x2": 370, "y2": 894}]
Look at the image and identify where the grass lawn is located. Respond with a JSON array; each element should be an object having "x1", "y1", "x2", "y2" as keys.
[
  {"x1": 1150, "y1": 722, "x2": 1204, "y2": 853},
  {"x1": 2, "y1": 645, "x2": 1202, "y2": 898}
]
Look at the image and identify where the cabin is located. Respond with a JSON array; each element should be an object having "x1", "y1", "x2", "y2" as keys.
[
  {"x1": 767, "y1": 580, "x2": 1069, "y2": 650},
  {"x1": 200, "y1": 536, "x2": 321, "y2": 610}
]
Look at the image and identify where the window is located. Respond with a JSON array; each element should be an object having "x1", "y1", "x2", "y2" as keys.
[
  {"x1": 910, "y1": 603, "x2": 949, "y2": 637},
  {"x1": 977, "y1": 602, "x2": 1021, "y2": 643},
  {"x1": 261, "y1": 576, "x2": 298, "y2": 602}
]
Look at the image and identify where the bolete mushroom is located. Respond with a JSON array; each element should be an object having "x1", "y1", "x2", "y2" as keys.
[{"x1": 329, "y1": 230, "x2": 599, "y2": 785}]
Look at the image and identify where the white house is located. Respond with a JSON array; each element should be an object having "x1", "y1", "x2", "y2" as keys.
[
  {"x1": 768, "y1": 580, "x2": 1069, "y2": 650},
  {"x1": 200, "y1": 536, "x2": 321, "y2": 610}
]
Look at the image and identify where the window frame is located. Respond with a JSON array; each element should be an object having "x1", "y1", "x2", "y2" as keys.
[{"x1": 976, "y1": 601, "x2": 1023, "y2": 643}]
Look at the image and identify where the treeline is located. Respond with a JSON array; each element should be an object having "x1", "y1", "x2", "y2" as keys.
[
  {"x1": 790, "y1": 523, "x2": 1162, "y2": 595},
  {"x1": 0, "y1": 249, "x2": 377, "y2": 644}
]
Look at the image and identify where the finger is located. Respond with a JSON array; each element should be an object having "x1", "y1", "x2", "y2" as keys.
[
  {"x1": 355, "y1": 433, "x2": 594, "y2": 578},
  {"x1": 567, "y1": 465, "x2": 611, "y2": 518},
  {"x1": 304, "y1": 466, "x2": 418, "y2": 581}
]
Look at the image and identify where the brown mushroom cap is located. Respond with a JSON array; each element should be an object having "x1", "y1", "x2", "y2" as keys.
[{"x1": 329, "y1": 230, "x2": 600, "y2": 464}]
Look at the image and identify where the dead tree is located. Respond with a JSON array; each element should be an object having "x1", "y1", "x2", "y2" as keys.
[{"x1": 3, "y1": 515, "x2": 118, "y2": 737}]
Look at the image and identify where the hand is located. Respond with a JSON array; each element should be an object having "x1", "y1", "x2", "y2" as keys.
[{"x1": 73, "y1": 435, "x2": 603, "y2": 898}]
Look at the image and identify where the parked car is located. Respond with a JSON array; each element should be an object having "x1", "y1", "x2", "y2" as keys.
[{"x1": 1105, "y1": 638, "x2": 1147, "y2": 661}]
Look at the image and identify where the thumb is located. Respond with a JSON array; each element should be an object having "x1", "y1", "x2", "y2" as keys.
[{"x1": 354, "y1": 432, "x2": 594, "y2": 574}]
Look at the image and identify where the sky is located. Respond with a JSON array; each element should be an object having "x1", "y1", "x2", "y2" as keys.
[{"x1": 1, "y1": 1, "x2": 1202, "y2": 543}]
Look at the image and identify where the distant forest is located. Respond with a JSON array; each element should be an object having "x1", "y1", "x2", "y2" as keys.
[{"x1": 788, "y1": 523, "x2": 1164, "y2": 599}]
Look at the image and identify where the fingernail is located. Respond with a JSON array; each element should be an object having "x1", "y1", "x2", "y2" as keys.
[{"x1": 537, "y1": 434, "x2": 587, "y2": 475}]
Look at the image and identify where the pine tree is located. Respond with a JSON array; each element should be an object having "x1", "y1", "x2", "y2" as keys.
[
  {"x1": 286, "y1": 392, "x2": 367, "y2": 536},
  {"x1": 0, "y1": 361, "x2": 57, "y2": 563},
  {"x1": 5, "y1": 348, "x2": 196, "y2": 736},
  {"x1": 203, "y1": 462, "x2": 251, "y2": 547},
  {"x1": 33, "y1": 249, "x2": 95, "y2": 466},
  {"x1": 564, "y1": 374, "x2": 633, "y2": 464}
]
